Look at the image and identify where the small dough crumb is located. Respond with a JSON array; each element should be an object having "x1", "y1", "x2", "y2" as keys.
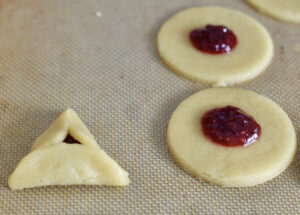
[{"x1": 96, "y1": 11, "x2": 102, "y2": 17}]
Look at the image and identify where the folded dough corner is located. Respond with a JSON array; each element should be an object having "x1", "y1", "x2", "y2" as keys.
[{"x1": 8, "y1": 109, "x2": 130, "y2": 190}]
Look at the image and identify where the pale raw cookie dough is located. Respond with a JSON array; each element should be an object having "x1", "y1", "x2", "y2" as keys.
[
  {"x1": 8, "y1": 109, "x2": 129, "y2": 190},
  {"x1": 246, "y1": 0, "x2": 300, "y2": 23},
  {"x1": 157, "y1": 7, "x2": 274, "y2": 86},
  {"x1": 167, "y1": 88, "x2": 296, "y2": 187}
]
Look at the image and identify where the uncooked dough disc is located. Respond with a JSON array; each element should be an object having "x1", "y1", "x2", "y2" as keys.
[
  {"x1": 167, "y1": 88, "x2": 296, "y2": 187},
  {"x1": 157, "y1": 7, "x2": 274, "y2": 86},
  {"x1": 246, "y1": 0, "x2": 300, "y2": 23}
]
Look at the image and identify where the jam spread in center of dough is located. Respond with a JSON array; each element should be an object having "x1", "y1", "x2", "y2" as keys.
[
  {"x1": 190, "y1": 25, "x2": 237, "y2": 54},
  {"x1": 64, "y1": 134, "x2": 81, "y2": 144},
  {"x1": 201, "y1": 106, "x2": 261, "y2": 147}
]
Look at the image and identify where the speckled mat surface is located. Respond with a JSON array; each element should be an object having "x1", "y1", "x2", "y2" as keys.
[{"x1": 0, "y1": 0, "x2": 299, "y2": 214}]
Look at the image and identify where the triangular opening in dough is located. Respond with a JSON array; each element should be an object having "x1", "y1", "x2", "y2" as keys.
[
  {"x1": 63, "y1": 133, "x2": 81, "y2": 144},
  {"x1": 8, "y1": 109, "x2": 129, "y2": 190}
]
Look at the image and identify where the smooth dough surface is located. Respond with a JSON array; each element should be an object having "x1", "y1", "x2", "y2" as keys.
[
  {"x1": 157, "y1": 7, "x2": 274, "y2": 86},
  {"x1": 246, "y1": 0, "x2": 300, "y2": 23},
  {"x1": 167, "y1": 88, "x2": 296, "y2": 187},
  {"x1": 8, "y1": 109, "x2": 130, "y2": 190}
]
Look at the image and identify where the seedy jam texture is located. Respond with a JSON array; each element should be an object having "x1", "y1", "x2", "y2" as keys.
[
  {"x1": 63, "y1": 134, "x2": 81, "y2": 144},
  {"x1": 190, "y1": 25, "x2": 237, "y2": 54},
  {"x1": 201, "y1": 106, "x2": 261, "y2": 147}
]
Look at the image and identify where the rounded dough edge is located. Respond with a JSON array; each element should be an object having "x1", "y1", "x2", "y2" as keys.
[{"x1": 245, "y1": 0, "x2": 300, "y2": 24}]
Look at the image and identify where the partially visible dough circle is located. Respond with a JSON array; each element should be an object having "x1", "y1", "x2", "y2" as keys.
[
  {"x1": 157, "y1": 7, "x2": 274, "y2": 86},
  {"x1": 167, "y1": 88, "x2": 296, "y2": 187},
  {"x1": 246, "y1": 0, "x2": 300, "y2": 23}
]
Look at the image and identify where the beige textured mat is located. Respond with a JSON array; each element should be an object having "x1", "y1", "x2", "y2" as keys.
[{"x1": 0, "y1": 0, "x2": 299, "y2": 214}]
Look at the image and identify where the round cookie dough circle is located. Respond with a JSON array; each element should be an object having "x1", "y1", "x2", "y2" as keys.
[
  {"x1": 167, "y1": 88, "x2": 296, "y2": 187},
  {"x1": 157, "y1": 7, "x2": 274, "y2": 86},
  {"x1": 246, "y1": 0, "x2": 300, "y2": 23}
]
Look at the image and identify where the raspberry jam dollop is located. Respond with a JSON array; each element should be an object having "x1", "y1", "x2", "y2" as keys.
[
  {"x1": 201, "y1": 106, "x2": 261, "y2": 147},
  {"x1": 190, "y1": 25, "x2": 237, "y2": 54},
  {"x1": 64, "y1": 134, "x2": 81, "y2": 144}
]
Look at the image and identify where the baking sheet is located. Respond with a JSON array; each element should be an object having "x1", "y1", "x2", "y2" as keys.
[{"x1": 0, "y1": 0, "x2": 299, "y2": 214}]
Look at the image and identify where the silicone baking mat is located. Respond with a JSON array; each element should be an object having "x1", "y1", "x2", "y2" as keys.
[{"x1": 0, "y1": 0, "x2": 299, "y2": 214}]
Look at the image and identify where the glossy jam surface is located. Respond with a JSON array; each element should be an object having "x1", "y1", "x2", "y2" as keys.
[
  {"x1": 63, "y1": 134, "x2": 81, "y2": 144},
  {"x1": 201, "y1": 106, "x2": 261, "y2": 147},
  {"x1": 190, "y1": 25, "x2": 237, "y2": 54}
]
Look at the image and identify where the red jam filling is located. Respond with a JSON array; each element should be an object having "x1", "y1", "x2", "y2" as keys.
[
  {"x1": 63, "y1": 134, "x2": 81, "y2": 144},
  {"x1": 201, "y1": 106, "x2": 261, "y2": 147},
  {"x1": 190, "y1": 25, "x2": 237, "y2": 54}
]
